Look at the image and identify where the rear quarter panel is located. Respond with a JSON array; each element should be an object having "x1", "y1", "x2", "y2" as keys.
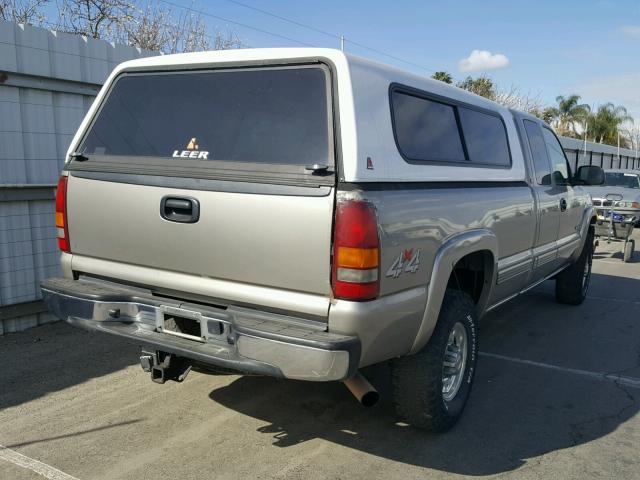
[
  {"x1": 328, "y1": 184, "x2": 535, "y2": 366},
  {"x1": 354, "y1": 185, "x2": 536, "y2": 297}
]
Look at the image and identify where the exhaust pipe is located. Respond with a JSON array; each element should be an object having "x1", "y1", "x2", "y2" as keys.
[{"x1": 343, "y1": 372, "x2": 379, "y2": 407}]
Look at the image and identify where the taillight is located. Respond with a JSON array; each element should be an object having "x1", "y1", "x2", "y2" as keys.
[
  {"x1": 631, "y1": 202, "x2": 640, "y2": 209},
  {"x1": 55, "y1": 176, "x2": 70, "y2": 253},
  {"x1": 331, "y1": 200, "x2": 380, "y2": 301}
]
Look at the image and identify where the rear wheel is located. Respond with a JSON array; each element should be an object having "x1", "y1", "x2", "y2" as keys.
[
  {"x1": 623, "y1": 239, "x2": 635, "y2": 263},
  {"x1": 390, "y1": 289, "x2": 478, "y2": 432},
  {"x1": 556, "y1": 227, "x2": 594, "y2": 305}
]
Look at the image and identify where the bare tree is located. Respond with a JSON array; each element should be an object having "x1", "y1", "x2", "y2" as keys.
[
  {"x1": 166, "y1": 6, "x2": 209, "y2": 53},
  {"x1": 116, "y1": 2, "x2": 170, "y2": 50},
  {"x1": 3, "y1": 0, "x2": 243, "y2": 52},
  {"x1": 213, "y1": 29, "x2": 243, "y2": 50},
  {"x1": 619, "y1": 120, "x2": 639, "y2": 154},
  {"x1": 122, "y1": 1, "x2": 244, "y2": 53},
  {"x1": 493, "y1": 84, "x2": 548, "y2": 117},
  {"x1": 0, "y1": 0, "x2": 48, "y2": 25},
  {"x1": 58, "y1": 0, "x2": 135, "y2": 39}
]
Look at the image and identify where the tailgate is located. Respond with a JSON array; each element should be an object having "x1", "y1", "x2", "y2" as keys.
[
  {"x1": 63, "y1": 63, "x2": 337, "y2": 314},
  {"x1": 66, "y1": 176, "x2": 335, "y2": 296}
]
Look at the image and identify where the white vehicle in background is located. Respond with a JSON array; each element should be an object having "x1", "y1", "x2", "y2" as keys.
[
  {"x1": 584, "y1": 170, "x2": 640, "y2": 225},
  {"x1": 584, "y1": 169, "x2": 638, "y2": 262}
]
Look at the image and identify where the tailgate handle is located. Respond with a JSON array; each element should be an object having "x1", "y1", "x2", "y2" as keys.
[{"x1": 161, "y1": 196, "x2": 200, "y2": 223}]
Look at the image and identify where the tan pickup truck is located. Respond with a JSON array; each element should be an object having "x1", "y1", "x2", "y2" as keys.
[{"x1": 42, "y1": 48, "x2": 604, "y2": 431}]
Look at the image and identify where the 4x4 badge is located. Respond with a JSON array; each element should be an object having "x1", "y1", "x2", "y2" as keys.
[
  {"x1": 172, "y1": 137, "x2": 209, "y2": 159},
  {"x1": 386, "y1": 249, "x2": 421, "y2": 278}
]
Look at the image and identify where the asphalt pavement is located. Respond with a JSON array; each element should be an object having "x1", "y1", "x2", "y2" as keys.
[{"x1": 1, "y1": 233, "x2": 639, "y2": 479}]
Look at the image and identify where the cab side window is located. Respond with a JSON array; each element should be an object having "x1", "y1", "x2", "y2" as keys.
[
  {"x1": 541, "y1": 127, "x2": 570, "y2": 185},
  {"x1": 523, "y1": 120, "x2": 552, "y2": 185}
]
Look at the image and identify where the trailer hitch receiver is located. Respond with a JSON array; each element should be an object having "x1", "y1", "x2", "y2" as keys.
[{"x1": 140, "y1": 350, "x2": 192, "y2": 384}]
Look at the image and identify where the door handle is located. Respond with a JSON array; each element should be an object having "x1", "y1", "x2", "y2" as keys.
[
  {"x1": 160, "y1": 196, "x2": 200, "y2": 223},
  {"x1": 559, "y1": 198, "x2": 567, "y2": 212}
]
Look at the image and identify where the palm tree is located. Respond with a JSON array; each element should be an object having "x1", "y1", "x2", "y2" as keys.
[
  {"x1": 545, "y1": 95, "x2": 591, "y2": 137},
  {"x1": 587, "y1": 103, "x2": 634, "y2": 146},
  {"x1": 431, "y1": 71, "x2": 453, "y2": 84},
  {"x1": 456, "y1": 76, "x2": 495, "y2": 99},
  {"x1": 541, "y1": 107, "x2": 557, "y2": 124}
]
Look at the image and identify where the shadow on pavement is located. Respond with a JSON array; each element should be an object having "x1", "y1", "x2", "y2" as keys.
[
  {"x1": 0, "y1": 322, "x2": 138, "y2": 411},
  {"x1": 209, "y1": 272, "x2": 640, "y2": 476},
  {"x1": 209, "y1": 365, "x2": 638, "y2": 476},
  {"x1": 594, "y1": 250, "x2": 637, "y2": 263},
  {"x1": 593, "y1": 236, "x2": 637, "y2": 262}
]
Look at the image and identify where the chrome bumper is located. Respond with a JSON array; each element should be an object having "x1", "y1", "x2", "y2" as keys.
[{"x1": 41, "y1": 278, "x2": 359, "y2": 381}]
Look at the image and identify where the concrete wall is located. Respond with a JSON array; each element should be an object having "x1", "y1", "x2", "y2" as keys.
[{"x1": 0, "y1": 20, "x2": 157, "y2": 334}]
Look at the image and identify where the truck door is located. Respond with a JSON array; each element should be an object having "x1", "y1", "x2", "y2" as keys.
[
  {"x1": 522, "y1": 120, "x2": 562, "y2": 279},
  {"x1": 540, "y1": 127, "x2": 584, "y2": 264}
]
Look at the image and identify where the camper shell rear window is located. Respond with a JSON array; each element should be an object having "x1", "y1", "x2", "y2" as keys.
[
  {"x1": 390, "y1": 85, "x2": 512, "y2": 168},
  {"x1": 71, "y1": 64, "x2": 335, "y2": 184}
]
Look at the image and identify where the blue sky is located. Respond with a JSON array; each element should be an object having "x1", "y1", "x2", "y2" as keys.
[{"x1": 164, "y1": 0, "x2": 640, "y2": 119}]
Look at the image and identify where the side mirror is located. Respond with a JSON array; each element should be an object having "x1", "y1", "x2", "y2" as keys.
[{"x1": 575, "y1": 165, "x2": 605, "y2": 186}]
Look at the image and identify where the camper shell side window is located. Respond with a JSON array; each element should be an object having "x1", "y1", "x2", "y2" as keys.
[{"x1": 389, "y1": 84, "x2": 512, "y2": 169}]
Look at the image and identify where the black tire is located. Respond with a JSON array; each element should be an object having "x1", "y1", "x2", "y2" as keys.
[
  {"x1": 623, "y1": 239, "x2": 634, "y2": 263},
  {"x1": 556, "y1": 226, "x2": 594, "y2": 305},
  {"x1": 390, "y1": 289, "x2": 478, "y2": 432}
]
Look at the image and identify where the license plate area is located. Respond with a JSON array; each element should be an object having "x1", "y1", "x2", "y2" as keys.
[
  {"x1": 162, "y1": 313, "x2": 203, "y2": 341},
  {"x1": 157, "y1": 305, "x2": 228, "y2": 342}
]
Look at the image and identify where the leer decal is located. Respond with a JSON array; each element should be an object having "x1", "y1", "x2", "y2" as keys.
[
  {"x1": 386, "y1": 248, "x2": 421, "y2": 278},
  {"x1": 172, "y1": 137, "x2": 210, "y2": 159}
]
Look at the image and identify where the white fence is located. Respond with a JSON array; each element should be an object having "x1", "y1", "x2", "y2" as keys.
[{"x1": 0, "y1": 20, "x2": 156, "y2": 333}]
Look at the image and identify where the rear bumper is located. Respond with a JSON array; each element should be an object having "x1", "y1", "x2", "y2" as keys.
[{"x1": 41, "y1": 278, "x2": 359, "y2": 381}]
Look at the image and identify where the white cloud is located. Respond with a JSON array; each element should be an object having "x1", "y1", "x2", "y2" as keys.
[
  {"x1": 458, "y1": 50, "x2": 509, "y2": 73},
  {"x1": 620, "y1": 25, "x2": 640, "y2": 39}
]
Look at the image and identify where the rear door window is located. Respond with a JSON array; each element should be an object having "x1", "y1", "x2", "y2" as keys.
[
  {"x1": 79, "y1": 65, "x2": 332, "y2": 169},
  {"x1": 523, "y1": 120, "x2": 552, "y2": 185},
  {"x1": 541, "y1": 127, "x2": 570, "y2": 185}
]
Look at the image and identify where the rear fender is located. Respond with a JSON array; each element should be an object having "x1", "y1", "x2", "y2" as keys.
[{"x1": 409, "y1": 229, "x2": 498, "y2": 354}]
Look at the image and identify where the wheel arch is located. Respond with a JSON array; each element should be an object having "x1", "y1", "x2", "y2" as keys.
[
  {"x1": 409, "y1": 229, "x2": 498, "y2": 354},
  {"x1": 569, "y1": 206, "x2": 597, "y2": 263}
]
